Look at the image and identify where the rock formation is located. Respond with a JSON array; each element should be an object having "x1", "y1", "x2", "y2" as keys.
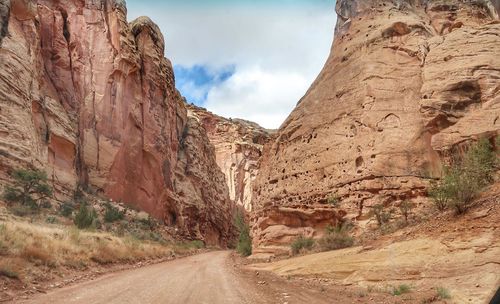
[
  {"x1": 189, "y1": 105, "x2": 273, "y2": 212},
  {"x1": 252, "y1": 0, "x2": 500, "y2": 254},
  {"x1": 0, "y1": 0, "x2": 233, "y2": 246}
]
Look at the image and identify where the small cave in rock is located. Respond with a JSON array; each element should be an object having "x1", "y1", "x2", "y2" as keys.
[
  {"x1": 168, "y1": 211, "x2": 178, "y2": 226},
  {"x1": 355, "y1": 156, "x2": 364, "y2": 169},
  {"x1": 59, "y1": 9, "x2": 71, "y2": 43}
]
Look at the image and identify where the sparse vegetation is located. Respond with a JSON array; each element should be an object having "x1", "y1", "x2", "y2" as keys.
[
  {"x1": 399, "y1": 200, "x2": 412, "y2": 223},
  {"x1": 429, "y1": 138, "x2": 497, "y2": 214},
  {"x1": 291, "y1": 235, "x2": 315, "y2": 255},
  {"x1": 234, "y1": 212, "x2": 252, "y2": 257},
  {"x1": 74, "y1": 203, "x2": 98, "y2": 229},
  {"x1": 436, "y1": 287, "x2": 451, "y2": 299},
  {"x1": 327, "y1": 195, "x2": 340, "y2": 206},
  {"x1": 2, "y1": 169, "x2": 52, "y2": 209},
  {"x1": 59, "y1": 201, "x2": 76, "y2": 218},
  {"x1": 0, "y1": 220, "x2": 173, "y2": 273},
  {"x1": 104, "y1": 202, "x2": 125, "y2": 223},
  {"x1": 0, "y1": 262, "x2": 19, "y2": 279},
  {"x1": 317, "y1": 223, "x2": 354, "y2": 252},
  {"x1": 373, "y1": 204, "x2": 391, "y2": 226},
  {"x1": 391, "y1": 284, "x2": 411, "y2": 296}
]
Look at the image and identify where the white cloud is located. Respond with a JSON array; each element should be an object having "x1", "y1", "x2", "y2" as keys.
[
  {"x1": 204, "y1": 67, "x2": 310, "y2": 129},
  {"x1": 126, "y1": 2, "x2": 337, "y2": 128}
]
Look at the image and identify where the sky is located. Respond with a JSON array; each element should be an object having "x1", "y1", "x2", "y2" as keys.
[{"x1": 127, "y1": 0, "x2": 337, "y2": 129}]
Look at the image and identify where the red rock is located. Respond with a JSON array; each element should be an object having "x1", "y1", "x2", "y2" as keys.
[{"x1": 0, "y1": 0, "x2": 233, "y2": 246}]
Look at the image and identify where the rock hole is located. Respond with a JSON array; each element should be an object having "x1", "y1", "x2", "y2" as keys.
[
  {"x1": 355, "y1": 156, "x2": 364, "y2": 169},
  {"x1": 168, "y1": 211, "x2": 177, "y2": 226}
]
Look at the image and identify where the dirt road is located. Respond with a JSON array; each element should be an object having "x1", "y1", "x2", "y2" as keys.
[{"x1": 19, "y1": 251, "x2": 331, "y2": 304}]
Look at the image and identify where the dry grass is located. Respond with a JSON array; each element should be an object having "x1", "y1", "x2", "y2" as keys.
[{"x1": 0, "y1": 220, "x2": 173, "y2": 279}]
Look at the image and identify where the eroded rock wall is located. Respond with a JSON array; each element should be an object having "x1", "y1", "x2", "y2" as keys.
[
  {"x1": 0, "y1": 0, "x2": 233, "y2": 245},
  {"x1": 252, "y1": 0, "x2": 500, "y2": 253},
  {"x1": 189, "y1": 105, "x2": 273, "y2": 212}
]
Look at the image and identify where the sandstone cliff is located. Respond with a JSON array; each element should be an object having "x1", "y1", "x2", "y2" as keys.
[
  {"x1": 189, "y1": 105, "x2": 273, "y2": 212},
  {"x1": 0, "y1": 0, "x2": 233, "y2": 245},
  {"x1": 252, "y1": 0, "x2": 500, "y2": 253}
]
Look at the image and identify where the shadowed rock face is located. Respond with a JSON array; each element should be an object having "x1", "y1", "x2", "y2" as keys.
[
  {"x1": 189, "y1": 105, "x2": 273, "y2": 212},
  {"x1": 0, "y1": 0, "x2": 233, "y2": 246},
  {"x1": 252, "y1": 0, "x2": 500, "y2": 254}
]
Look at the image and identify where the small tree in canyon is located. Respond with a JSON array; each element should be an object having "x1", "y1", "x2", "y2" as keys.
[
  {"x1": 399, "y1": 200, "x2": 412, "y2": 224},
  {"x1": 429, "y1": 138, "x2": 497, "y2": 214},
  {"x1": 234, "y1": 212, "x2": 252, "y2": 257},
  {"x1": 2, "y1": 169, "x2": 52, "y2": 209}
]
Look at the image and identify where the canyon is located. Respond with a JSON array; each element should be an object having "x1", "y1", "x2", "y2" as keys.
[
  {"x1": 0, "y1": 0, "x2": 499, "y2": 303},
  {"x1": 0, "y1": 0, "x2": 498, "y2": 251},
  {"x1": 0, "y1": 0, "x2": 233, "y2": 246}
]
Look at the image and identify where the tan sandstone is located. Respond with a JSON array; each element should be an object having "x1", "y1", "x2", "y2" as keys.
[
  {"x1": 252, "y1": 0, "x2": 500, "y2": 253},
  {"x1": 189, "y1": 105, "x2": 273, "y2": 212}
]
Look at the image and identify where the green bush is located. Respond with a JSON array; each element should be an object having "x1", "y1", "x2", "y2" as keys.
[
  {"x1": 399, "y1": 200, "x2": 412, "y2": 223},
  {"x1": 2, "y1": 169, "x2": 52, "y2": 209},
  {"x1": 104, "y1": 203, "x2": 125, "y2": 223},
  {"x1": 428, "y1": 180, "x2": 451, "y2": 211},
  {"x1": 327, "y1": 195, "x2": 340, "y2": 206},
  {"x1": 234, "y1": 212, "x2": 252, "y2": 257},
  {"x1": 74, "y1": 203, "x2": 98, "y2": 229},
  {"x1": 135, "y1": 215, "x2": 157, "y2": 230},
  {"x1": 46, "y1": 216, "x2": 58, "y2": 224},
  {"x1": 317, "y1": 224, "x2": 354, "y2": 252},
  {"x1": 8, "y1": 205, "x2": 35, "y2": 217},
  {"x1": 290, "y1": 235, "x2": 314, "y2": 255},
  {"x1": 59, "y1": 201, "x2": 76, "y2": 218},
  {"x1": 429, "y1": 138, "x2": 497, "y2": 214},
  {"x1": 391, "y1": 284, "x2": 411, "y2": 296},
  {"x1": 0, "y1": 267, "x2": 19, "y2": 279},
  {"x1": 373, "y1": 204, "x2": 391, "y2": 226},
  {"x1": 436, "y1": 287, "x2": 451, "y2": 299}
]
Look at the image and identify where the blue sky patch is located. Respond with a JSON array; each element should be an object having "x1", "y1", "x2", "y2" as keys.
[{"x1": 174, "y1": 64, "x2": 236, "y2": 106}]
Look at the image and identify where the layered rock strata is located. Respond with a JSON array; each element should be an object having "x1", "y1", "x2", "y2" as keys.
[
  {"x1": 189, "y1": 105, "x2": 273, "y2": 212},
  {"x1": 252, "y1": 0, "x2": 500, "y2": 253},
  {"x1": 0, "y1": 0, "x2": 233, "y2": 245}
]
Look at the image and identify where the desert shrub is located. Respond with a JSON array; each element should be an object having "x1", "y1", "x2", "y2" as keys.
[
  {"x1": 188, "y1": 240, "x2": 205, "y2": 249},
  {"x1": 399, "y1": 200, "x2": 412, "y2": 223},
  {"x1": 436, "y1": 287, "x2": 451, "y2": 299},
  {"x1": 0, "y1": 263, "x2": 19, "y2": 279},
  {"x1": 373, "y1": 204, "x2": 391, "y2": 226},
  {"x1": 318, "y1": 222, "x2": 354, "y2": 251},
  {"x1": 290, "y1": 235, "x2": 314, "y2": 255},
  {"x1": 327, "y1": 195, "x2": 340, "y2": 206},
  {"x1": 45, "y1": 216, "x2": 58, "y2": 224},
  {"x1": 317, "y1": 229, "x2": 354, "y2": 252},
  {"x1": 74, "y1": 203, "x2": 98, "y2": 229},
  {"x1": 8, "y1": 204, "x2": 36, "y2": 217},
  {"x1": 429, "y1": 138, "x2": 497, "y2": 214},
  {"x1": 392, "y1": 284, "x2": 411, "y2": 296},
  {"x1": 2, "y1": 169, "x2": 52, "y2": 209},
  {"x1": 234, "y1": 212, "x2": 252, "y2": 257},
  {"x1": 59, "y1": 201, "x2": 76, "y2": 218},
  {"x1": 104, "y1": 202, "x2": 125, "y2": 223},
  {"x1": 21, "y1": 245, "x2": 56, "y2": 267},
  {"x1": 137, "y1": 215, "x2": 156, "y2": 230},
  {"x1": 428, "y1": 180, "x2": 451, "y2": 211}
]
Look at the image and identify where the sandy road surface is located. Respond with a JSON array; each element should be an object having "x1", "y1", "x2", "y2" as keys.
[{"x1": 19, "y1": 251, "x2": 331, "y2": 304}]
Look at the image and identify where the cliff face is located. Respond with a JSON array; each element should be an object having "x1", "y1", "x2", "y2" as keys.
[
  {"x1": 0, "y1": 0, "x2": 233, "y2": 246},
  {"x1": 252, "y1": 0, "x2": 500, "y2": 253},
  {"x1": 189, "y1": 105, "x2": 272, "y2": 212}
]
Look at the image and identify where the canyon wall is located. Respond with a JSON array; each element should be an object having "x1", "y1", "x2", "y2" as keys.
[
  {"x1": 189, "y1": 105, "x2": 272, "y2": 212},
  {"x1": 0, "y1": 0, "x2": 233, "y2": 245},
  {"x1": 252, "y1": 0, "x2": 500, "y2": 254}
]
